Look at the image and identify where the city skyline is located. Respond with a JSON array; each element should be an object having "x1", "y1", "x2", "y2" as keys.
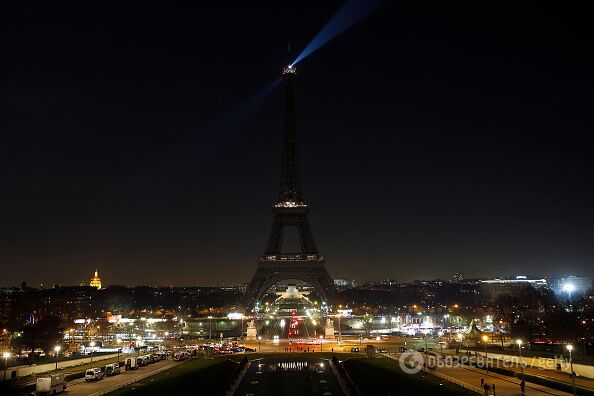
[
  {"x1": 1, "y1": 3, "x2": 593, "y2": 394},
  {"x1": 2, "y1": 1, "x2": 593, "y2": 287}
]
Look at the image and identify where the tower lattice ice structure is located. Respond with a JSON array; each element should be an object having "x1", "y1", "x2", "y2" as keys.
[{"x1": 244, "y1": 65, "x2": 336, "y2": 310}]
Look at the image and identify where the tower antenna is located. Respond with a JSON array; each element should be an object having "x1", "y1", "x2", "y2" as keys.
[{"x1": 288, "y1": 42, "x2": 293, "y2": 66}]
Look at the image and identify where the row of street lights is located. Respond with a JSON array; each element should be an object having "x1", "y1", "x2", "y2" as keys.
[
  {"x1": 515, "y1": 339, "x2": 576, "y2": 396},
  {"x1": 2, "y1": 342, "x2": 97, "y2": 381},
  {"x1": 480, "y1": 337, "x2": 576, "y2": 396}
]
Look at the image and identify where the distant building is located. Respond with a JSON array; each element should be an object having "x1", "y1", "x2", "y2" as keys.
[
  {"x1": 89, "y1": 269, "x2": 102, "y2": 290},
  {"x1": 549, "y1": 275, "x2": 592, "y2": 296},
  {"x1": 334, "y1": 279, "x2": 356, "y2": 288},
  {"x1": 451, "y1": 273, "x2": 464, "y2": 283},
  {"x1": 414, "y1": 279, "x2": 444, "y2": 286},
  {"x1": 480, "y1": 275, "x2": 547, "y2": 301}
]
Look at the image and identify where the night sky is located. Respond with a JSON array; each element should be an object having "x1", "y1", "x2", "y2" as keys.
[{"x1": 1, "y1": 1, "x2": 593, "y2": 287}]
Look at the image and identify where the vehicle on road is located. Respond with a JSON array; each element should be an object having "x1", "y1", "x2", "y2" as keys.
[
  {"x1": 351, "y1": 347, "x2": 360, "y2": 352},
  {"x1": 125, "y1": 357, "x2": 138, "y2": 370},
  {"x1": 104, "y1": 363, "x2": 120, "y2": 376},
  {"x1": 173, "y1": 352, "x2": 188, "y2": 361},
  {"x1": 378, "y1": 347, "x2": 387, "y2": 353},
  {"x1": 36, "y1": 373, "x2": 66, "y2": 394},
  {"x1": 85, "y1": 368, "x2": 104, "y2": 381},
  {"x1": 137, "y1": 356, "x2": 149, "y2": 366}
]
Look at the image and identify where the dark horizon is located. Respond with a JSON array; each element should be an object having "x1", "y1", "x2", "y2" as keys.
[{"x1": 1, "y1": 1, "x2": 593, "y2": 287}]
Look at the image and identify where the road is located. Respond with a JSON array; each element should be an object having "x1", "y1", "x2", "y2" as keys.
[
  {"x1": 462, "y1": 350, "x2": 594, "y2": 392},
  {"x1": 65, "y1": 359, "x2": 180, "y2": 396},
  {"x1": 15, "y1": 354, "x2": 136, "y2": 392},
  {"x1": 390, "y1": 353, "x2": 573, "y2": 396}
]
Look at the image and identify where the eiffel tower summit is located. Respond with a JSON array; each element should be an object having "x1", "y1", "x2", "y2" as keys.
[{"x1": 244, "y1": 64, "x2": 336, "y2": 312}]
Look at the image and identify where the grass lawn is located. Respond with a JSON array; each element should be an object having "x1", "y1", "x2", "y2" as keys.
[
  {"x1": 342, "y1": 358, "x2": 476, "y2": 396},
  {"x1": 109, "y1": 358, "x2": 238, "y2": 396}
]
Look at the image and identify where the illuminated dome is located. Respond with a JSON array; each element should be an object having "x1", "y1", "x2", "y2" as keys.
[{"x1": 89, "y1": 269, "x2": 102, "y2": 289}]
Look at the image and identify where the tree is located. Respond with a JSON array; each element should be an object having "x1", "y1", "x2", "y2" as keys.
[
  {"x1": 362, "y1": 313, "x2": 374, "y2": 338},
  {"x1": 12, "y1": 315, "x2": 63, "y2": 354}
]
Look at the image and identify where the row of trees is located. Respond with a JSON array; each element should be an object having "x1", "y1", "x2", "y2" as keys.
[
  {"x1": 493, "y1": 286, "x2": 592, "y2": 345},
  {"x1": 10, "y1": 315, "x2": 63, "y2": 355}
]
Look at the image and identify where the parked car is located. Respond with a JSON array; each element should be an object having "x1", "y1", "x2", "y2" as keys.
[
  {"x1": 36, "y1": 374, "x2": 66, "y2": 394},
  {"x1": 351, "y1": 347, "x2": 360, "y2": 352},
  {"x1": 85, "y1": 368, "x2": 104, "y2": 381},
  {"x1": 378, "y1": 348, "x2": 387, "y2": 353},
  {"x1": 173, "y1": 352, "x2": 187, "y2": 361},
  {"x1": 125, "y1": 357, "x2": 138, "y2": 370},
  {"x1": 104, "y1": 363, "x2": 120, "y2": 376}
]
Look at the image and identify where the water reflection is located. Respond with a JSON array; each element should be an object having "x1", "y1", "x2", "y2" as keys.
[
  {"x1": 237, "y1": 358, "x2": 340, "y2": 396},
  {"x1": 260, "y1": 360, "x2": 325, "y2": 372}
]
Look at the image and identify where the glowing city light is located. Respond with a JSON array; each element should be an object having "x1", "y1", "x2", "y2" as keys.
[{"x1": 563, "y1": 283, "x2": 576, "y2": 293}]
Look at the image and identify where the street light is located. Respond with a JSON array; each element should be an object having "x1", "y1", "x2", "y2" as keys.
[
  {"x1": 482, "y1": 335, "x2": 489, "y2": 373},
  {"x1": 3, "y1": 352, "x2": 10, "y2": 381},
  {"x1": 90, "y1": 341, "x2": 96, "y2": 364},
  {"x1": 337, "y1": 313, "x2": 342, "y2": 346},
  {"x1": 54, "y1": 346, "x2": 61, "y2": 371},
  {"x1": 516, "y1": 339, "x2": 524, "y2": 381},
  {"x1": 208, "y1": 316, "x2": 213, "y2": 340},
  {"x1": 567, "y1": 345, "x2": 576, "y2": 396},
  {"x1": 116, "y1": 337, "x2": 122, "y2": 360},
  {"x1": 240, "y1": 315, "x2": 244, "y2": 341}
]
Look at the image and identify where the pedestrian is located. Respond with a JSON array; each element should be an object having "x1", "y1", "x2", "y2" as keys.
[
  {"x1": 520, "y1": 380, "x2": 525, "y2": 395},
  {"x1": 492, "y1": 383, "x2": 495, "y2": 395},
  {"x1": 483, "y1": 383, "x2": 489, "y2": 396},
  {"x1": 331, "y1": 348, "x2": 333, "y2": 352},
  {"x1": 480, "y1": 377, "x2": 484, "y2": 387}
]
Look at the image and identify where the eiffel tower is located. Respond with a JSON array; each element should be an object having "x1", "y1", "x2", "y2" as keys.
[{"x1": 243, "y1": 65, "x2": 336, "y2": 311}]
